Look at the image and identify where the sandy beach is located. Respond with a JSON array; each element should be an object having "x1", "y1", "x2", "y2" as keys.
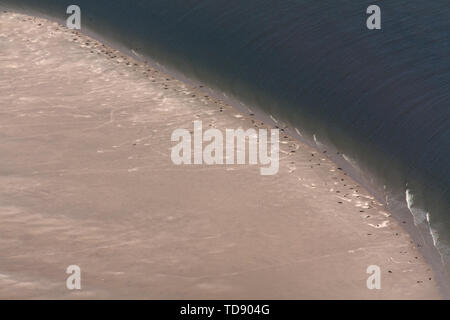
[{"x1": 0, "y1": 12, "x2": 441, "y2": 299}]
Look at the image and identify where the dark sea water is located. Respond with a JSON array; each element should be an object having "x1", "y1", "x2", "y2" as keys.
[{"x1": 2, "y1": 0, "x2": 449, "y2": 293}]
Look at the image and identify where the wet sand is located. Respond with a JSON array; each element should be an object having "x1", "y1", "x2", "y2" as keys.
[{"x1": 0, "y1": 12, "x2": 441, "y2": 299}]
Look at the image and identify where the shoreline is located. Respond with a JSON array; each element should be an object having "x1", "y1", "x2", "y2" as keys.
[
  {"x1": 20, "y1": 7, "x2": 450, "y2": 297},
  {"x1": 0, "y1": 11, "x2": 443, "y2": 299}
]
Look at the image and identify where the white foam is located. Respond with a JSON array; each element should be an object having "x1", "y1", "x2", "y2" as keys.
[
  {"x1": 342, "y1": 153, "x2": 359, "y2": 170},
  {"x1": 405, "y1": 188, "x2": 427, "y2": 226},
  {"x1": 311, "y1": 134, "x2": 321, "y2": 147},
  {"x1": 426, "y1": 213, "x2": 439, "y2": 247},
  {"x1": 269, "y1": 115, "x2": 278, "y2": 124}
]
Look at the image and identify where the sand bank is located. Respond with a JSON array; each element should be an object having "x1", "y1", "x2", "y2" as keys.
[{"x1": 0, "y1": 12, "x2": 440, "y2": 299}]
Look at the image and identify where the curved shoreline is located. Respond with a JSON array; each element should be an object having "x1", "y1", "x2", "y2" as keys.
[
  {"x1": 21, "y1": 8, "x2": 450, "y2": 297},
  {"x1": 0, "y1": 10, "x2": 442, "y2": 298},
  {"x1": 1, "y1": 6, "x2": 449, "y2": 298}
]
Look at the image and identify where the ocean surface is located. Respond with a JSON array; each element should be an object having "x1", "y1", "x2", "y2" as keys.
[{"x1": 2, "y1": 0, "x2": 449, "y2": 291}]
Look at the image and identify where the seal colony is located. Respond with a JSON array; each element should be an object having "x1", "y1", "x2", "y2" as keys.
[{"x1": 0, "y1": 11, "x2": 440, "y2": 299}]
